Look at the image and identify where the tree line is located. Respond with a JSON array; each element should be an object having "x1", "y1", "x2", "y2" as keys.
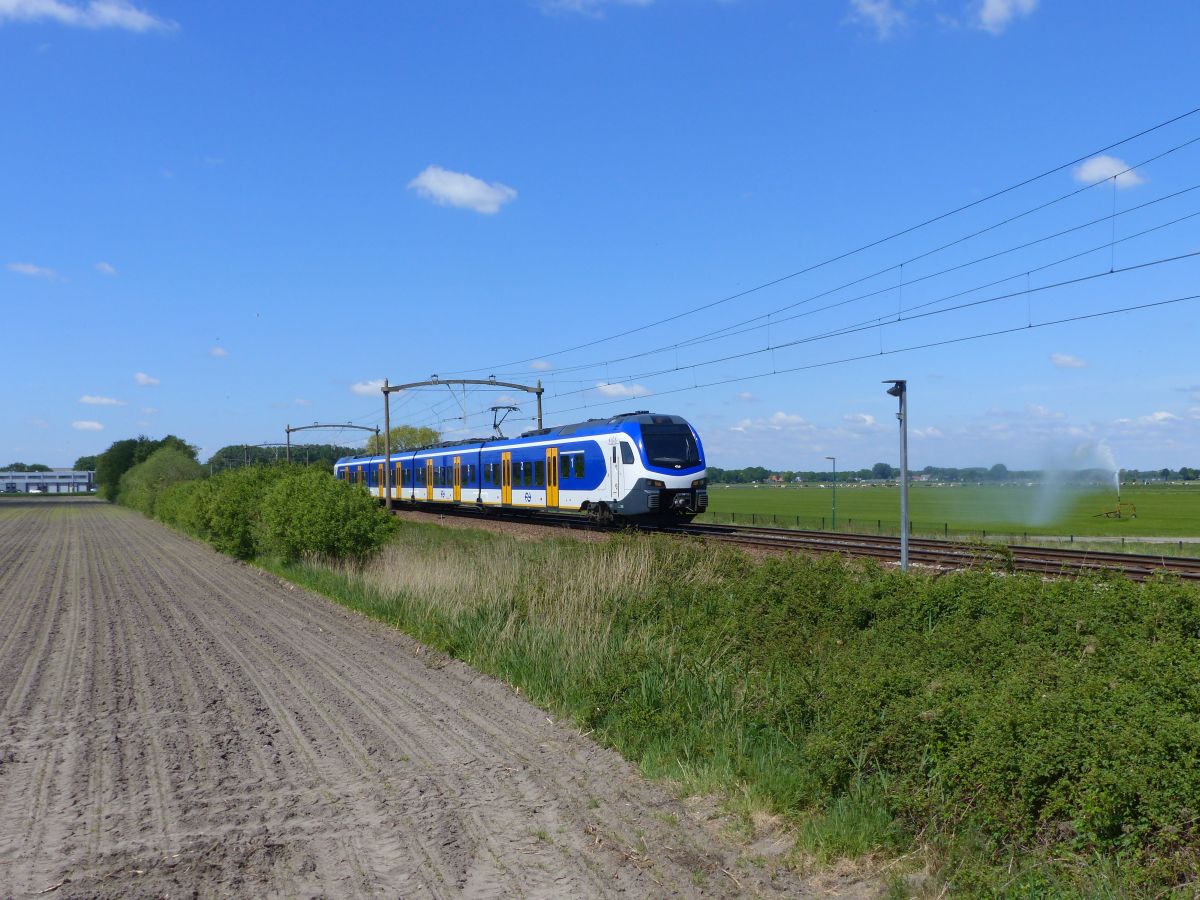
[{"x1": 708, "y1": 463, "x2": 1200, "y2": 484}]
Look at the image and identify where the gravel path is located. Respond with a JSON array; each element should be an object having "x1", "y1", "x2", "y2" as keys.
[{"x1": 0, "y1": 499, "x2": 822, "y2": 898}]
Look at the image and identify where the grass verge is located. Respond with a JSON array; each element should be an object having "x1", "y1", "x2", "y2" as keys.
[{"x1": 262, "y1": 519, "x2": 1200, "y2": 896}]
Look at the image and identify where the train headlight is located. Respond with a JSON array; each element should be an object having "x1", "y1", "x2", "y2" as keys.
[
  {"x1": 692, "y1": 478, "x2": 707, "y2": 488},
  {"x1": 645, "y1": 479, "x2": 665, "y2": 489}
]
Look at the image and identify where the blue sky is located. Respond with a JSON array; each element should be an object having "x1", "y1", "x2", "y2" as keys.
[{"x1": 3, "y1": 0, "x2": 1199, "y2": 471}]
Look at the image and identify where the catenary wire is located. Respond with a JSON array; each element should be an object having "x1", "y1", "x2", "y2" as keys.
[{"x1": 442, "y1": 107, "x2": 1200, "y2": 376}]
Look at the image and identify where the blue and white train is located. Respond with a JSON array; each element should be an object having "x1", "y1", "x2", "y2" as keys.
[{"x1": 334, "y1": 411, "x2": 708, "y2": 524}]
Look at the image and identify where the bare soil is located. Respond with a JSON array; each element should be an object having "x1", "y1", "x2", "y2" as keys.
[{"x1": 0, "y1": 499, "x2": 835, "y2": 898}]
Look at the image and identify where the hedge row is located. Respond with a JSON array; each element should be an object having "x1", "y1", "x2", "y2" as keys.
[{"x1": 119, "y1": 452, "x2": 396, "y2": 561}]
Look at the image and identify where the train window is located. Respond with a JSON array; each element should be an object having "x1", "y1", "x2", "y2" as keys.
[
  {"x1": 573, "y1": 455, "x2": 584, "y2": 479},
  {"x1": 522, "y1": 461, "x2": 533, "y2": 485},
  {"x1": 483, "y1": 464, "x2": 491, "y2": 485},
  {"x1": 621, "y1": 442, "x2": 635, "y2": 465},
  {"x1": 534, "y1": 460, "x2": 545, "y2": 487},
  {"x1": 512, "y1": 462, "x2": 522, "y2": 487},
  {"x1": 560, "y1": 454, "x2": 570, "y2": 479}
]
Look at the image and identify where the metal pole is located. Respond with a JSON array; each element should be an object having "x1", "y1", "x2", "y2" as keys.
[
  {"x1": 286, "y1": 425, "x2": 291, "y2": 464},
  {"x1": 826, "y1": 456, "x2": 837, "y2": 531},
  {"x1": 885, "y1": 380, "x2": 909, "y2": 572},
  {"x1": 382, "y1": 382, "x2": 392, "y2": 512},
  {"x1": 536, "y1": 379, "x2": 543, "y2": 430}
]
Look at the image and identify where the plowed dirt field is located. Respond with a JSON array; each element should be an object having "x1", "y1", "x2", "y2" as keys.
[{"x1": 0, "y1": 499, "x2": 821, "y2": 898}]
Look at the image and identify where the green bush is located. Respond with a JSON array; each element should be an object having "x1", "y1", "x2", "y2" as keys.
[
  {"x1": 154, "y1": 478, "x2": 213, "y2": 537},
  {"x1": 117, "y1": 447, "x2": 204, "y2": 516},
  {"x1": 258, "y1": 466, "x2": 396, "y2": 560},
  {"x1": 269, "y1": 527, "x2": 1200, "y2": 893},
  {"x1": 203, "y1": 466, "x2": 290, "y2": 559}
]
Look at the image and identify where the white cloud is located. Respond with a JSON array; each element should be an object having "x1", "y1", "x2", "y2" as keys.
[
  {"x1": 0, "y1": 0, "x2": 177, "y2": 32},
  {"x1": 408, "y1": 165, "x2": 517, "y2": 215},
  {"x1": 94, "y1": 261, "x2": 116, "y2": 275},
  {"x1": 351, "y1": 379, "x2": 384, "y2": 396},
  {"x1": 1114, "y1": 411, "x2": 1180, "y2": 427},
  {"x1": 595, "y1": 381, "x2": 650, "y2": 399},
  {"x1": 769, "y1": 411, "x2": 806, "y2": 427},
  {"x1": 538, "y1": 0, "x2": 653, "y2": 16},
  {"x1": 209, "y1": 346, "x2": 228, "y2": 358},
  {"x1": 1073, "y1": 155, "x2": 1145, "y2": 189},
  {"x1": 294, "y1": 398, "x2": 311, "y2": 407},
  {"x1": 1144, "y1": 411, "x2": 1179, "y2": 424},
  {"x1": 31, "y1": 418, "x2": 49, "y2": 428},
  {"x1": 7, "y1": 261, "x2": 56, "y2": 278},
  {"x1": 736, "y1": 391, "x2": 755, "y2": 401},
  {"x1": 913, "y1": 426, "x2": 944, "y2": 439},
  {"x1": 72, "y1": 420, "x2": 103, "y2": 431},
  {"x1": 1050, "y1": 352, "x2": 1087, "y2": 369},
  {"x1": 530, "y1": 359, "x2": 554, "y2": 371},
  {"x1": 975, "y1": 0, "x2": 1037, "y2": 34},
  {"x1": 140, "y1": 406, "x2": 159, "y2": 414},
  {"x1": 134, "y1": 371, "x2": 159, "y2": 386},
  {"x1": 1026, "y1": 403, "x2": 1065, "y2": 421},
  {"x1": 843, "y1": 412, "x2": 877, "y2": 426},
  {"x1": 79, "y1": 395, "x2": 124, "y2": 406},
  {"x1": 849, "y1": 0, "x2": 906, "y2": 39}
]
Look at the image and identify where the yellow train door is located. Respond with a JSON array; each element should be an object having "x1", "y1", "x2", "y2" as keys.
[
  {"x1": 546, "y1": 447, "x2": 559, "y2": 508},
  {"x1": 453, "y1": 456, "x2": 462, "y2": 503},
  {"x1": 425, "y1": 459, "x2": 434, "y2": 501},
  {"x1": 378, "y1": 463, "x2": 385, "y2": 499},
  {"x1": 501, "y1": 452, "x2": 512, "y2": 506},
  {"x1": 395, "y1": 462, "x2": 402, "y2": 501}
]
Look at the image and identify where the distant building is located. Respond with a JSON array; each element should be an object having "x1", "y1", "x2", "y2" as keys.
[{"x1": 1, "y1": 469, "x2": 94, "y2": 494}]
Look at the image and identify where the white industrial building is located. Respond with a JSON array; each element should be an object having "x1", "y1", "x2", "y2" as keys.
[{"x1": 1, "y1": 470, "x2": 95, "y2": 494}]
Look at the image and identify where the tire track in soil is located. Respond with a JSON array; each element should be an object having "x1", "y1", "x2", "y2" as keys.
[
  {"x1": 0, "y1": 507, "x2": 75, "y2": 882},
  {"x1": 0, "y1": 501, "x2": 836, "y2": 899}
]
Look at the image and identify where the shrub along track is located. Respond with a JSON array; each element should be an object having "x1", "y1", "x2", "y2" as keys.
[{"x1": 0, "y1": 500, "x2": 816, "y2": 898}]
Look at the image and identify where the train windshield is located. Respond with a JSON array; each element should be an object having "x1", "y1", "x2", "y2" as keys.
[{"x1": 641, "y1": 425, "x2": 701, "y2": 469}]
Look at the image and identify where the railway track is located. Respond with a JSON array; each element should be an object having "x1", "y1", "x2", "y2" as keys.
[{"x1": 389, "y1": 503, "x2": 1200, "y2": 582}]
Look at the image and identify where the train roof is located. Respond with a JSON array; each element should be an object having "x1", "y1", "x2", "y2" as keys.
[{"x1": 334, "y1": 411, "x2": 692, "y2": 464}]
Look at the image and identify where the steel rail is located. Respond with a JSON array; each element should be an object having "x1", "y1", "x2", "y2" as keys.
[{"x1": 386, "y1": 501, "x2": 1200, "y2": 582}]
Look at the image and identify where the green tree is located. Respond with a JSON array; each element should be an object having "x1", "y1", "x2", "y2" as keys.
[
  {"x1": 205, "y1": 443, "x2": 360, "y2": 472},
  {"x1": 117, "y1": 447, "x2": 204, "y2": 516},
  {"x1": 871, "y1": 462, "x2": 895, "y2": 480},
  {"x1": 364, "y1": 425, "x2": 440, "y2": 455},
  {"x1": 95, "y1": 435, "x2": 198, "y2": 501},
  {"x1": 1, "y1": 462, "x2": 51, "y2": 472},
  {"x1": 73, "y1": 455, "x2": 98, "y2": 471}
]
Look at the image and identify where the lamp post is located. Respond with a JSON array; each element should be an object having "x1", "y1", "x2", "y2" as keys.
[
  {"x1": 825, "y1": 456, "x2": 837, "y2": 531},
  {"x1": 883, "y1": 380, "x2": 909, "y2": 572}
]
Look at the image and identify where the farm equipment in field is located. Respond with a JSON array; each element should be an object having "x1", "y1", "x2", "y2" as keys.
[{"x1": 1094, "y1": 501, "x2": 1137, "y2": 519}]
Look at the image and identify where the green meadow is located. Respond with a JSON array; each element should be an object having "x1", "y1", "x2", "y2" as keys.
[{"x1": 700, "y1": 482, "x2": 1200, "y2": 538}]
